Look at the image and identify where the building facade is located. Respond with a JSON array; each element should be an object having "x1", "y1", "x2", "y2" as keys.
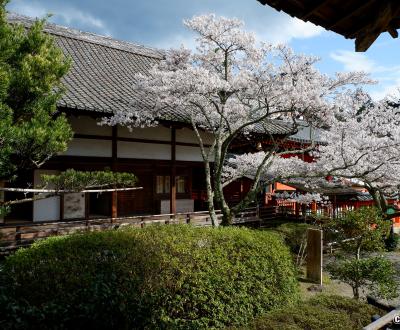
[{"x1": 4, "y1": 14, "x2": 293, "y2": 222}]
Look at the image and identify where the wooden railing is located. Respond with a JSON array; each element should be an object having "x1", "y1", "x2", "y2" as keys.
[
  {"x1": 0, "y1": 208, "x2": 267, "y2": 256},
  {"x1": 363, "y1": 309, "x2": 400, "y2": 330}
]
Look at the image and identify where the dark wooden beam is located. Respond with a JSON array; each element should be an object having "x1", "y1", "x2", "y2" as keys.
[
  {"x1": 355, "y1": 31, "x2": 381, "y2": 52},
  {"x1": 350, "y1": 1, "x2": 400, "y2": 51},
  {"x1": 59, "y1": 193, "x2": 64, "y2": 221},
  {"x1": 111, "y1": 126, "x2": 118, "y2": 166},
  {"x1": 85, "y1": 193, "x2": 90, "y2": 220},
  {"x1": 301, "y1": 0, "x2": 329, "y2": 20},
  {"x1": 328, "y1": 0, "x2": 378, "y2": 31},
  {"x1": 388, "y1": 26, "x2": 399, "y2": 38},
  {"x1": 73, "y1": 133, "x2": 212, "y2": 148},
  {"x1": 111, "y1": 125, "x2": 118, "y2": 218},
  {"x1": 170, "y1": 127, "x2": 177, "y2": 215}
]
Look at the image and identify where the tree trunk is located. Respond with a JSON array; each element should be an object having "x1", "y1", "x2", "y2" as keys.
[
  {"x1": 369, "y1": 188, "x2": 388, "y2": 215},
  {"x1": 214, "y1": 171, "x2": 233, "y2": 226},
  {"x1": 353, "y1": 286, "x2": 360, "y2": 300},
  {"x1": 221, "y1": 205, "x2": 233, "y2": 226},
  {"x1": 204, "y1": 161, "x2": 219, "y2": 227}
]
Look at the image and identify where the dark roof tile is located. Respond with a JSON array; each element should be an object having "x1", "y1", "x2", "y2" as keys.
[{"x1": 7, "y1": 13, "x2": 293, "y2": 135}]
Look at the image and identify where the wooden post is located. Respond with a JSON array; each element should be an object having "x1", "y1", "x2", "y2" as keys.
[
  {"x1": 306, "y1": 228, "x2": 323, "y2": 285},
  {"x1": 170, "y1": 127, "x2": 176, "y2": 214},
  {"x1": 111, "y1": 125, "x2": 118, "y2": 218},
  {"x1": 333, "y1": 195, "x2": 337, "y2": 218},
  {"x1": 312, "y1": 201, "x2": 317, "y2": 213},
  {"x1": 60, "y1": 193, "x2": 64, "y2": 221},
  {"x1": 295, "y1": 202, "x2": 300, "y2": 218},
  {"x1": 85, "y1": 193, "x2": 90, "y2": 220},
  {"x1": 111, "y1": 192, "x2": 118, "y2": 219}
]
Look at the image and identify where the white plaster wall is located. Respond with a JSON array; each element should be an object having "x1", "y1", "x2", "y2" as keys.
[
  {"x1": 33, "y1": 170, "x2": 60, "y2": 222},
  {"x1": 68, "y1": 116, "x2": 112, "y2": 136},
  {"x1": 118, "y1": 126, "x2": 171, "y2": 141},
  {"x1": 118, "y1": 141, "x2": 171, "y2": 160},
  {"x1": 160, "y1": 199, "x2": 194, "y2": 214},
  {"x1": 176, "y1": 128, "x2": 214, "y2": 145},
  {"x1": 62, "y1": 138, "x2": 112, "y2": 157},
  {"x1": 176, "y1": 145, "x2": 204, "y2": 162}
]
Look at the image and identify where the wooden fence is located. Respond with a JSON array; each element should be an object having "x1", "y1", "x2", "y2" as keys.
[{"x1": 0, "y1": 208, "x2": 268, "y2": 256}]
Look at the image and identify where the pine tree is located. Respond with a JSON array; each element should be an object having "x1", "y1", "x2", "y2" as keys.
[{"x1": 0, "y1": 0, "x2": 72, "y2": 180}]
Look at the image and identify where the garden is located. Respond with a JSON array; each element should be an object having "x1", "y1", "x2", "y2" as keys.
[
  {"x1": 1, "y1": 1, "x2": 400, "y2": 329},
  {"x1": 1, "y1": 207, "x2": 398, "y2": 329}
]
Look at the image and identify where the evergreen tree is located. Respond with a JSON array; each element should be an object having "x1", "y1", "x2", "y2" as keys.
[{"x1": 0, "y1": 0, "x2": 72, "y2": 180}]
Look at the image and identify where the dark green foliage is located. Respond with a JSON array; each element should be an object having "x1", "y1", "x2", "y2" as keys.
[
  {"x1": 242, "y1": 294, "x2": 382, "y2": 330},
  {"x1": 325, "y1": 207, "x2": 396, "y2": 299},
  {"x1": 327, "y1": 256, "x2": 398, "y2": 300},
  {"x1": 273, "y1": 222, "x2": 312, "y2": 254},
  {"x1": 326, "y1": 207, "x2": 390, "y2": 255},
  {"x1": 0, "y1": 225, "x2": 299, "y2": 329},
  {"x1": 41, "y1": 168, "x2": 138, "y2": 190},
  {"x1": 0, "y1": 0, "x2": 72, "y2": 179}
]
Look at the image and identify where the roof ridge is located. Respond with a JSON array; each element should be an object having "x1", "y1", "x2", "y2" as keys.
[{"x1": 7, "y1": 12, "x2": 165, "y2": 60}]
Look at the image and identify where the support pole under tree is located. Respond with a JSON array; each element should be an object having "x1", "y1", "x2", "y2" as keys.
[
  {"x1": 170, "y1": 127, "x2": 176, "y2": 214},
  {"x1": 306, "y1": 228, "x2": 323, "y2": 285}
]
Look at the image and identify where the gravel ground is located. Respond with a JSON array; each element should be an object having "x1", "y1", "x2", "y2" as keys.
[{"x1": 299, "y1": 251, "x2": 400, "y2": 307}]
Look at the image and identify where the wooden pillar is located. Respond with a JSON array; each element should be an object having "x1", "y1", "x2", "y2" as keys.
[
  {"x1": 170, "y1": 127, "x2": 176, "y2": 214},
  {"x1": 333, "y1": 195, "x2": 337, "y2": 218},
  {"x1": 312, "y1": 201, "x2": 317, "y2": 213},
  {"x1": 111, "y1": 125, "x2": 118, "y2": 218},
  {"x1": 85, "y1": 193, "x2": 90, "y2": 220},
  {"x1": 60, "y1": 193, "x2": 64, "y2": 221}
]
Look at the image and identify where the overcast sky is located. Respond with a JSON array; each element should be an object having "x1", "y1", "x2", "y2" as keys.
[{"x1": 7, "y1": 0, "x2": 400, "y2": 100}]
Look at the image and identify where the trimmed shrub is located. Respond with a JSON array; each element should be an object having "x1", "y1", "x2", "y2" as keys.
[
  {"x1": 273, "y1": 223, "x2": 312, "y2": 254},
  {"x1": 242, "y1": 294, "x2": 381, "y2": 330},
  {"x1": 0, "y1": 225, "x2": 299, "y2": 329}
]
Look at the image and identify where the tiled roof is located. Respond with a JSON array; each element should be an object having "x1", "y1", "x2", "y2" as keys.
[
  {"x1": 282, "y1": 180, "x2": 362, "y2": 196},
  {"x1": 7, "y1": 13, "x2": 293, "y2": 136}
]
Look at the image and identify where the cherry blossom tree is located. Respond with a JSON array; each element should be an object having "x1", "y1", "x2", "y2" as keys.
[
  {"x1": 311, "y1": 91, "x2": 400, "y2": 217},
  {"x1": 107, "y1": 14, "x2": 371, "y2": 226}
]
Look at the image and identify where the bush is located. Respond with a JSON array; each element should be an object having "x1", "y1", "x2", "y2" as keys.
[
  {"x1": 327, "y1": 256, "x2": 398, "y2": 300},
  {"x1": 273, "y1": 223, "x2": 312, "y2": 255},
  {"x1": 243, "y1": 294, "x2": 381, "y2": 330},
  {"x1": 0, "y1": 225, "x2": 299, "y2": 329}
]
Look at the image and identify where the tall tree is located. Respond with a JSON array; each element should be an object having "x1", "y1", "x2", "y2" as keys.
[
  {"x1": 311, "y1": 91, "x2": 400, "y2": 217},
  {"x1": 108, "y1": 14, "x2": 371, "y2": 226},
  {"x1": 0, "y1": 0, "x2": 72, "y2": 180}
]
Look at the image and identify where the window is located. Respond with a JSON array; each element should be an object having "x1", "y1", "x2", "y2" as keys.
[
  {"x1": 156, "y1": 176, "x2": 170, "y2": 194},
  {"x1": 176, "y1": 176, "x2": 187, "y2": 193},
  {"x1": 156, "y1": 175, "x2": 188, "y2": 194}
]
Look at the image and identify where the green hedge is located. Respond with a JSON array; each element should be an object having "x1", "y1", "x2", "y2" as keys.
[
  {"x1": 272, "y1": 223, "x2": 313, "y2": 255},
  {"x1": 0, "y1": 225, "x2": 299, "y2": 329},
  {"x1": 243, "y1": 294, "x2": 381, "y2": 330}
]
